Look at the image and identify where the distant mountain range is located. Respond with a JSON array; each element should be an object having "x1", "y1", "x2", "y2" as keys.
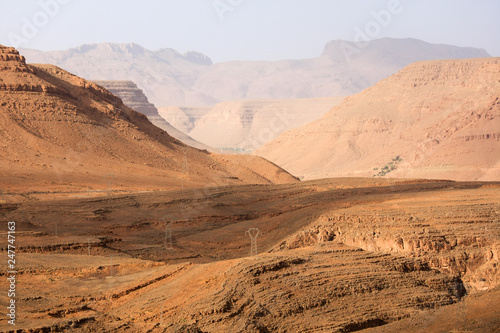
[{"x1": 20, "y1": 38, "x2": 490, "y2": 107}]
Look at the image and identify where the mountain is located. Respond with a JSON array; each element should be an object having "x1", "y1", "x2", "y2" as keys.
[
  {"x1": 91, "y1": 80, "x2": 217, "y2": 152},
  {"x1": 20, "y1": 43, "x2": 218, "y2": 107},
  {"x1": 255, "y1": 58, "x2": 500, "y2": 181},
  {"x1": 186, "y1": 97, "x2": 345, "y2": 151},
  {"x1": 20, "y1": 38, "x2": 490, "y2": 107},
  {"x1": 0, "y1": 45, "x2": 298, "y2": 196}
]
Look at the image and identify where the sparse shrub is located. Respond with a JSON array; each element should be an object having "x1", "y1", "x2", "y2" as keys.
[{"x1": 373, "y1": 156, "x2": 403, "y2": 177}]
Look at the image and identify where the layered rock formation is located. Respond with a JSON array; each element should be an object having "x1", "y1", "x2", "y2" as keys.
[
  {"x1": 275, "y1": 184, "x2": 500, "y2": 294},
  {"x1": 256, "y1": 58, "x2": 500, "y2": 181},
  {"x1": 92, "y1": 80, "x2": 216, "y2": 152},
  {"x1": 20, "y1": 38, "x2": 490, "y2": 106},
  {"x1": 185, "y1": 97, "x2": 345, "y2": 151},
  {"x1": 0, "y1": 45, "x2": 298, "y2": 196},
  {"x1": 158, "y1": 105, "x2": 211, "y2": 133}
]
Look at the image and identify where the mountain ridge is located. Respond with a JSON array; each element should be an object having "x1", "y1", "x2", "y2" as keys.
[
  {"x1": 20, "y1": 38, "x2": 490, "y2": 106},
  {"x1": 92, "y1": 80, "x2": 217, "y2": 152}
]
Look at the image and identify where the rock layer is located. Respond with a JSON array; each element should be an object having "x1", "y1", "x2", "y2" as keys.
[
  {"x1": 2, "y1": 178, "x2": 498, "y2": 332},
  {"x1": 256, "y1": 58, "x2": 500, "y2": 181},
  {"x1": 92, "y1": 80, "x2": 216, "y2": 151}
]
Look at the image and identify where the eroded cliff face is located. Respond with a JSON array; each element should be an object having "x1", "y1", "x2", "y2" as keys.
[
  {"x1": 0, "y1": 45, "x2": 32, "y2": 72},
  {"x1": 256, "y1": 58, "x2": 500, "y2": 181},
  {"x1": 92, "y1": 80, "x2": 159, "y2": 117},
  {"x1": 0, "y1": 44, "x2": 299, "y2": 195},
  {"x1": 92, "y1": 80, "x2": 216, "y2": 151},
  {"x1": 273, "y1": 185, "x2": 500, "y2": 294}
]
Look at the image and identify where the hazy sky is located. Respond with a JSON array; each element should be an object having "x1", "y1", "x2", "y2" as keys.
[{"x1": 1, "y1": 0, "x2": 499, "y2": 63}]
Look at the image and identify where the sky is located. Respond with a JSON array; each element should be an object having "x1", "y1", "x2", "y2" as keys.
[{"x1": 0, "y1": 0, "x2": 499, "y2": 63}]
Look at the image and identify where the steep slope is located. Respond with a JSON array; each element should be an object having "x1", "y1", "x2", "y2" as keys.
[
  {"x1": 188, "y1": 97, "x2": 345, "y2": 151},
  {"x1": 20, "y1": 38, "x2": 489, "y2": 106},
  {"x1": 91, "y1": 80, "x2": 217, "y2": 152},
  {"x1": 256, "y1": 58, "x2": 500, "y2": 181},
  {"x1": 0, "y1": 45, "x2": 298, "y2": 196}
]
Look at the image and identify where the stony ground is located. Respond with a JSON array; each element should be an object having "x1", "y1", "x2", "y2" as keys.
[{"x1": 0, "y1": 178, "x2": 498, "y2": 332}]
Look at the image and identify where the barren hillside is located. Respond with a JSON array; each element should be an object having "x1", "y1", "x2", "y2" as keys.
[
  {"x1": 256, "y1": 58, "x2": 500, "y2": 181},
  {"x1": 0, "y1": 45, "x2": 298, "y2": 198},
  {"x1": 1, "y1": 178, "x2": 498, "y2": 331}
]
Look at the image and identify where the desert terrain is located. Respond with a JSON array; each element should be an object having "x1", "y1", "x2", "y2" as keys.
[
  {"x1": 0, "y1": 45, "x2": 297, "y2": 200},
  {"x1": 186, "y1": 97, "x2": 346, "y2": 151},
  {"x1": 19, "y1": 39, "x2": 491, "y2": 153},
  {"x1": 1, "y1": 42, "x2": 499, "y2": 333},
  {"x1": 1, "y1": 178, "x2": 499, "y2": 332},
  {"x1": 91, "y1": 80, "x2": 216, "y2": 152},
  {"x1": 20, "y1": 38, "x2": 489, "y2": 107},
  {"x1": 256, "y1": 58, "x2": 500, "y2": 181}
]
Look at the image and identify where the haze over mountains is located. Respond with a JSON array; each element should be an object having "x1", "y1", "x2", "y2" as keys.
[
  {"x1": 184, "y1": 97, "x2": 346, "y2": 150},
  {"x1": 19, "y1": 38, "x2": 491, "y2": 152},
  {"x1": 256, "y1": 58, "x2": 500, "y2": 181},
  {"x1": 2, "y1": 39, "x2": 500, "y2": 332},
  {"x1": 0, "y1": 45, "x2": 297, "y2": 197},
  {"x1": 21, "y1": 38, "x2": 490, "y2": 107}
]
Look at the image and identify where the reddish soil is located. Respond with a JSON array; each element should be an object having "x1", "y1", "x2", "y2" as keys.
[{"x1": 0, "y1": 178, "x2": 498, "y2": 332}]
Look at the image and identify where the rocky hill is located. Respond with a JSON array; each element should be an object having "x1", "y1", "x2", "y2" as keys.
[
  {"x1": 0, "y1": 45, "x2": 298, "y2": 197},
  {"x1": 92, "y1": 80, "x2": 216, "y2": 152},
  {"x1": 255, "y1": 58, "x2": 500, "y2": 181},
  {"x1": 20, "y1": 38, "x2": 490, "y2": 107}
]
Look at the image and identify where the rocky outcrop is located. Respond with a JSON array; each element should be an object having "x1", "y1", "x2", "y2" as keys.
[
  {"x1": 92, "y1": 80, "x2": 158, "y2": 116},
  {"x1": 92, "y1": 80, "x2": 217, "y2": 152},
  {"x1": 273, "y1": 187, "x2": 500, "y2": 294},
  {"x1": 0, "y1": 45, "x2": 33, "y2": 72}
]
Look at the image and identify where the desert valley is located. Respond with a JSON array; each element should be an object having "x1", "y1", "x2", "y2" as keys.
[{"x1": 0, "y1": 31, "x2": 499, "y2": 333}]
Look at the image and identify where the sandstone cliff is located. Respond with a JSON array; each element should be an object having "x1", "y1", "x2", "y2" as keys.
[
  {"x1": 92, "y1": 80, "x2": 216, "y2": 152},
  {"x1": 256, "y1": 58, "x2": 500, "y2": 181}
]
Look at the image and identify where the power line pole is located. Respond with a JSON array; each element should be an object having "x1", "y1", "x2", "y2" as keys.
[{"x1": 246, "y1": 228, "x2": 261, "y2": 256}]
